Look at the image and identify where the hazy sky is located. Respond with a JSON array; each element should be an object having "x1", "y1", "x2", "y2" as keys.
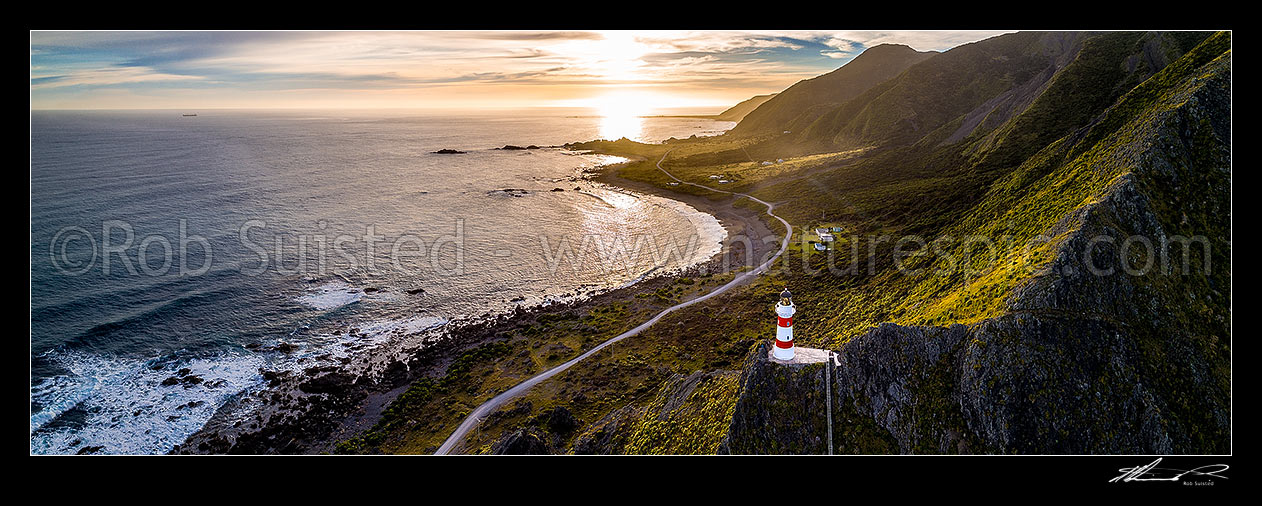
[{"x1": 30, "y1": 30, "x2": 1012, "y2": 112}]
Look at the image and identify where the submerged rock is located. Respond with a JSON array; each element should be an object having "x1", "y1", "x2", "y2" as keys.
[{"x1": 432, "y1": 149, "x2": 466, "y2": 154}]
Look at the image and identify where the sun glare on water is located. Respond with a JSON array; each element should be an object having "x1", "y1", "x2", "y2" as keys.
[{"x1": 597, "y1": 96, "x2": 648, "y2": 142}]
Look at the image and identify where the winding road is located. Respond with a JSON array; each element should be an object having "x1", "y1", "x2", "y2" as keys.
[{"x1": 436, "y1": 150, "x2": 792, "y2": 454}]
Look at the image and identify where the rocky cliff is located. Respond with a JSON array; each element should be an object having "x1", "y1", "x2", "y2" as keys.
[
  {"x1": 720, "y1": 34, "x2": 1230, "y2": 455},
  {"x1": 718, "y1": 342, "x2": 832, "y2": 454}
]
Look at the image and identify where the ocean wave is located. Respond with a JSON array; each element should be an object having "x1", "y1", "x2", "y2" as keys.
[
  {"x1": 29, "y1": 311, "x2": 450, "y2": 455},
  {"x1": 294, "y1": 281, "x2": 362, "y2": 310},
  {"x1": 301, "y1": 314, "x2": 449, "y2": 362},
  {"x1": 29, "y1": 349, "x2": 265, "y2": 455},
  {"x1": 63, "y1": 288, "x2": 233, "y2": 349},
  {"x1": 33, "y1": 268, "x2": 239, "y2": 326},
  {"x1": 617, "y1": 266, "x2": 663, "y2": 290},
  {"x1": 585, "y1": 154, "x2": 630, "y2": 167},
  {"x1": 578, "y1": 187, "x2": 638, "y2": 210},
  {"x1": 294, "y1": 281, "x2": 417, "y2": 311}
]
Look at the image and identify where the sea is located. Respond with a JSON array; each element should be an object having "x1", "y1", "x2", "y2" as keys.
[{"x1": 29, "y1": 107, "x2": 735, "y2": 454}]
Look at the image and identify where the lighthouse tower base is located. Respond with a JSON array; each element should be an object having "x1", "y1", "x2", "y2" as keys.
[
  {"x1": 773, "y1": 346, "x2": 795, "y2": 361},
  {"x1": 768, "y1": 346, "x2": 833, "y2": 365}
]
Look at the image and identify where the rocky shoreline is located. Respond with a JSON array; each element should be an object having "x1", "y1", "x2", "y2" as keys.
[
  {"x1": 176, "y1": 274, "x2": 690, "y2": 454},
  {"x1": 175, "y1": 146, "x2": 776, "y2": 454}
]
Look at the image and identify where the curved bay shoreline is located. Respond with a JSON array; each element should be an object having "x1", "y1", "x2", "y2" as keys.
[{"x1": 176, "y1": 146, "x2": 779, "y2": 455}]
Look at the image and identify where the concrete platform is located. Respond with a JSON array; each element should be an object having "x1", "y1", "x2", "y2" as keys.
[{"x1": 768, "y1": 346, "x2": 834, "y2": 365}]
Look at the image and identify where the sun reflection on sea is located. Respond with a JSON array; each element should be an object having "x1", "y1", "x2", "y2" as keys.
[
  {"x1": 595, "y1": 95, "x2": 651, "y2": 142},
  {"x1": 598, "y1": 111, "x2": 641, "y2": 140},
  {"x1": 599, "y1": 112, "x2": 643, "y2": 142}
]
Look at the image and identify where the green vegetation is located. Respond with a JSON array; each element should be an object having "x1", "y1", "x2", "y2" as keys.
[
  {"x1": 336, "y1": 31, "x2": 1230, "y2": 455},
  {"x1": 570, "y1": 32, "x2": 1228, "y2": 453},
  {"x1": 621, "y1": 372, "x2": 742, "y2": 454},
  {"x1": 331, "y1": 272, "x2": 730, "y2": 454},
  {"x1": 333, "y1": 342, "x2": 513, "y2": 454}
]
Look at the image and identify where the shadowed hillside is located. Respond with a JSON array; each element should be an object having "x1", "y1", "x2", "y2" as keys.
[
  {"x1": 721, "y1": 31, "x2": 1231, "y2": 454},
  {"x1": 729, "y1": 44, "x2": 937, "y2": 137},
  {"x1": 327, "y1": 31, "x2": 1230, "y2": 456},
  {"x1": 572, "y1": 31, "x2": 1229, "y2": 454}
]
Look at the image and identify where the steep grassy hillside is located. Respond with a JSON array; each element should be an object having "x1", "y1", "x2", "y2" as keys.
[
  {"x1": 721, "y1": 31, "x2": 1230, "y2": 454},
  {"x1": 805, "y1": 33, "x2": 1065, "y2": 150},
  {"x1": 730, "y1": 44, "x2": 936, "y2": 137},
  {"x1": 962, "y1": 31, "x2": 1214, "y2": 170},
  {"x1": 726, "y1": 32, "x2": 1214, "y2": 245},
  {"x1": 794, "y1": 32, "x2": 1211, "y2": 157}
]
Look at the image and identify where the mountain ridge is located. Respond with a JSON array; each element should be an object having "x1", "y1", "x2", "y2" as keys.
[
  {"x1": 729, "y1": 43, "x2": 937, "y2": 137},
  {"x1": 719, "y1": 31, "x2": 1230, "y2": 454}
]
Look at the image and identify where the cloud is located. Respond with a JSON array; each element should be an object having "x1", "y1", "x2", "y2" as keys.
[
  {"x1": 30, "y1": 30, "x2": 1012, "y2": 109},
  {"x1": 30, "y1": 65, "x2": 205, "y2": 89}
]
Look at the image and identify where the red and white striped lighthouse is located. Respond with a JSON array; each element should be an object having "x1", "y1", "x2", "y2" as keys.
[{"x1": 773, "y1": 287, "x2": 796, "y2": 361}]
